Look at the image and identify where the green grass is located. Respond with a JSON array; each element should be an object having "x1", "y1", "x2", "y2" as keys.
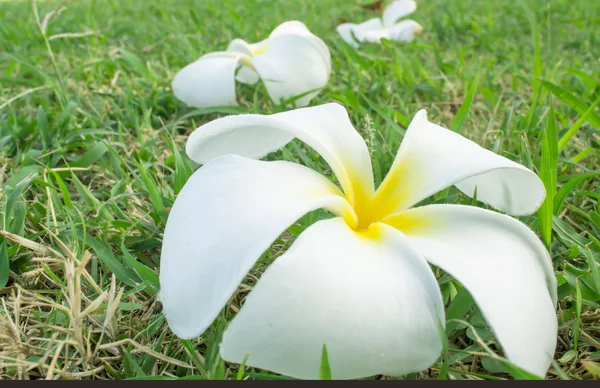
[{"x1": 1, "y1": 0, "x2": 599, "y2": 380}]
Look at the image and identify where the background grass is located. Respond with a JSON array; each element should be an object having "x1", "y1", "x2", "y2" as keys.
[{"x1": 1, "y1": 0, "x2": 599, "y2": 380}]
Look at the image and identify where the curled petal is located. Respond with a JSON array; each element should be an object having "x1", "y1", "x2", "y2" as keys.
[
  {"x1": 172, "y1": 52, "x2": 241, "y2": 108},
  {"x1": 159, "y1": 155, "x2": 354, "y2": 339},
  {"x1": 251, "y1": 32, "x2": 331, "y2": 107},
  {"x1": 385, "y1": 204, "x2": 557, "y2": 376},
  {"x1": 382, "y1": 0, "x2": 417, "y2": 27},
  {"x1": 375, "y1": 110, "x2": 546, "y2": 216},
  {"x1": 185, "y1": 103, "x2": 374, "y2": 208},
  {"x1": 220, "y1": 218, "x2": 444, "y2": 379}
]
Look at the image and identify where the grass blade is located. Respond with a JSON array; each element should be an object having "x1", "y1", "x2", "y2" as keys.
[
  {"x1": 318, "y1": 344, "x2": 332, "y2": 380},
  {"x1": 537, "y1": 102, "x2": 558, "y2": 248},
  {"x1": 558, "y1": 96, "x2": 600, "y2": 150},
  {"x1": 450, "y1": 74, "x2": 479, "y2": 133},
  {"x1": 541, "y1": 80, "x2": 600, "y2": 127},
  {"x1": 554, "y1": 172, "x2": 600, "y2": 213},
  {"x1": 445, "y1": 286, "x2": 474, "y2": 335},
  {"x1": 0, "y1": 242, "x2": 9, "y2": 287}
]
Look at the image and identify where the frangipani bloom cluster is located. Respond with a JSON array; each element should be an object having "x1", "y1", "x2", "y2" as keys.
[
  {"x1": 172, "y1": 21, "x2": 331, "y2": 109},
  {"x1": 159, "y1": 103, "x2": 557, "y2": 379},
  {"x1": 337, "y1": 0, "x2": 423, "y2": 48}
]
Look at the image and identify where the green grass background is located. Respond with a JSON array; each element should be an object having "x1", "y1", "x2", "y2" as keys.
[{"x1": 1, "y1": 0, "x2": 599, "y2": 380}]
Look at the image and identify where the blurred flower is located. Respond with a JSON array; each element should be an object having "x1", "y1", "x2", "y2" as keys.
[
  {"x1": 159, "y1": 103, "x2": 557, "y2": 379},
  {"x1": 172, "y1": 21, "x2": 331, "y2": 109},
  {"x1": 337, "y1": 0, "x2": 423, "y2": 47}
]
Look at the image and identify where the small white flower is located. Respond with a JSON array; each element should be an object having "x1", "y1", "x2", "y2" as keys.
[
  {"x1": 337, "y1": 0, "x2": 423, "y2": 48},
  {"x1": 159, "y1": 103, "x2": 557, "y2": 379},
  {"x1": 172, "y1": 21, "x2": 331, "y2": 109}
]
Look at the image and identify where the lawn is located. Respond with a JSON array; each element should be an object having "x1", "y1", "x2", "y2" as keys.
[{"x1": 1, "y1": 0, "x2": 599, "y2": 380}]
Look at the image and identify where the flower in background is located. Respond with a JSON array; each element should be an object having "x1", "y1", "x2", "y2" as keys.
[
  {"x1": 159, "y1": 103, "x2": 557, "y2": 379},
  {"x1": 172, "y1": 21, "x2": 331, "y2": 109},
  {"x1": 337, "y1": 0, "x2": 423, "y2": 47}
]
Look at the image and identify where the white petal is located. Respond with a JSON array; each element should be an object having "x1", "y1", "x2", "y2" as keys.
[
  {"x1": 336, "y1": 23, "x2": 360, "y2": 48},
  {"x1": 269, "y1": 20, "x2": 312, "y2": 38},
  {"x1": 159, "y1": 155, "x2": 354, "y2": 339},
  {"x1": 385, "y1": 205, "x2": 557, "y2": 376},
  {"x1": 226, "y1": 38, "x2": 254, "y2": 56},
  {"x1": 269, "y1": 21, "x2": 331, "y2": 69},
  {"x1": 357, "y1": 27, "x2": 391, "y2": 44},
  {"x1": 220, "y1": 218, "x2": 444, "y2": 380},
  {"x1": 352, "y1": 18, "x2": 389, "y2": 43},
  {"x1": 235, "y1": 65, "x2": 260, "y2": 85},
  {"x1": 185, "y1": 103, "x2": 374, "y2": 209},
  {"x1": 357, "y1": 17, "x2": 384, "y2": 31},
  {"x1": 389, "y1": 20, "x2": 423, "y2": 42},
  {"x1": 226, "y1": 39, "x2": 261, "y2": 84},
  {"x1": 375, "y1": 110, "x2": 546, "y2": 216},
  {"x1": 382, "y1": 0, "x2": 417, "y2": 27},
  {"x1": 251, "y1": 32, "x2": 331, "y2": 107},
  {"x1": 172, "y1": 52, "x2": 241, "y2": 108}
]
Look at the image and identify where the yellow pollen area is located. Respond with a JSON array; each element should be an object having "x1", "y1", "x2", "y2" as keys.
[{"x1": 343, "y1": 158, "x2": 414, "y2": 234}]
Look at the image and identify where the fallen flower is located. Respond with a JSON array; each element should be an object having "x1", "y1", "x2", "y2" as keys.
[
  {"x1": 171, "y1": 21, "x2": 331, "y2": 109},
  {"x1": 337, "y1": 0, "x2": 423, "y2": 47},
  {"x1": 159, "y1": 103, "x2": 557, "y2": 379}
]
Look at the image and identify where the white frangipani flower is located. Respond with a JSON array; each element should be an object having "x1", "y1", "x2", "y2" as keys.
[
  {"x1": 337, "y1": 0, "x2": 423, "y2": 48},
  {"x1": 159, "y1": 103, "x2": 557, "y2": 379},
  {"x1": 172, "y1": 21, "x2": 331, "y2": 109}
]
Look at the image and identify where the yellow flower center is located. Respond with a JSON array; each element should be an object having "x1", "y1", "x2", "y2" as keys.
[{"x1": 339, "y1": 158, "x2": 424, "y2": 237}]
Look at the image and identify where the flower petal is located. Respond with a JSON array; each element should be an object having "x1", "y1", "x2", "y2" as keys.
[
  {"x1": 336, "y1": 23, "x2": 360, "y2": 48},
  {"x1": 357, "y1": 27, "x2": 391, "y2": 44},
  {"x1": 220, "y1": 217, "x2": 444, "y2": 379},
  {"x1": 385, "y1": 204, "x2": 557, "y2": 376},
  {"x1": 226, "y1": 39, "x2": 261, "y2": 84},
  {"x1": 227, "y1": 38, "x2": 267, "y2": 57},
  {"x1": 159, "y1": 155, "x2": 355, "y2": 339},
  {"x1": 270, "y1": 20, "x2": 313, "y2": 38},
  {"x1": 353, "y1": 17, "x2": 389, "y2": 43},
  {"x1": 375, "y1": 110, "x2": 546, "y2": 216},
  {"x1": 235, "y1": 65, "x2": 260, "y2": 85},
  {"x1": 382, "y1": 0, "x2": 417, "y2": 28},
  {"x1": 186, "y1": 103, "x2": 374, "y2": 208},
  {"x1": 389, "y1": 20, "x2": 423, "y2": 42},
  {"x1": 269, "y1": 21, "x2": 331, "y2": 69},
  {"x1": 357, "y1": 17, "x2": 384, "y2": 31},
  {"x1": 172, "y1": 52, "x2": 241, "y2": 108},
  {"x1": 251, "y1": 32, "x2": 331, "y2": 107}
]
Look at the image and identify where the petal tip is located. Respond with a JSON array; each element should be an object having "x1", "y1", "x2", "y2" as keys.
[
  {"x1": 414, "y1": 23, "x2": 424, "y2": 36},
  {"x1": 413, "y1": 109, "x2": 428, "y2": 122}
]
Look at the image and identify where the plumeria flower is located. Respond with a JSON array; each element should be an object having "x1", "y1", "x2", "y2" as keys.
[
  {"x1": 337, "y1": 0, "x2": 423, "y2": 48},
  {"x1": 172, "y1": 21, "x2": 331, "y2": 109},
  {"x1": 159, "y1": 103, "x2": 557, "y2": 379}
]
